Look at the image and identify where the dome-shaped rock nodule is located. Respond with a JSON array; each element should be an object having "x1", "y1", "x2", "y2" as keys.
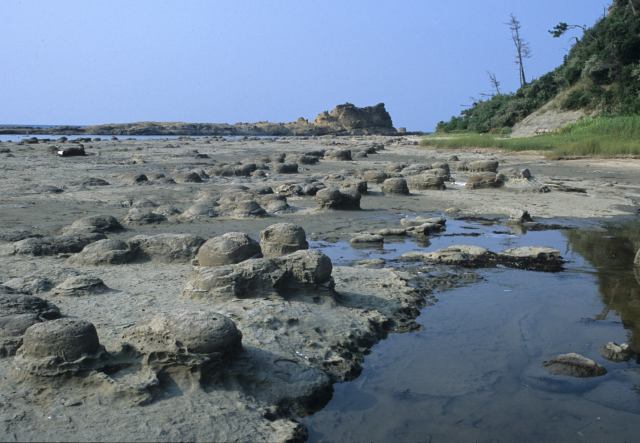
[
  {"x1": 381, "y1": 178, "x2": 409, "y2": 195},
  {"x1": 196, "y1": 232, "x2": 261, "y2": 267},
  {"x1": 62, "y1": 215, "x2": 124, "y2": 235},
  {"x1": 273, "y1": 162, "x2": 299, "y2": 174},
  {"x1": 315, "y1": 187, "x2": 361, "y2": 210},
  {"x1": 52, "y1": 275, "x2": 109, "y2": 297},
  {"x1": 15, "y1": 318, "x2": 106, "y2": 376},
  {"x1": 260, "y1": 223, "x2": 309, "y2": 257},
  {"x1": 324, "y1": 149, "x2": 352, "y2": 161},
  {"x1": 67, "y1": 238, "x2": 135, "y2": 265},
  {"x1": 123, "y1": 311, "x2": 242, "y2": 369}
]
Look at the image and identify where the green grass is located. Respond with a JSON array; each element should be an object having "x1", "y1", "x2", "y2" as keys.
[{"x1": 421, "y1": 116, "x2": 640, "y2": 157}]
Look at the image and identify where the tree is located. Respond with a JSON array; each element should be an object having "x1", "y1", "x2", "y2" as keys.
[
  {"x1": 507, "y1": 14, "x2": 532, "y2": 87},
  {"x1": 487, "y1": 71, "x2": 502, "y2": 95},
  {"x1": 549, "y1": 22, "x2": 588, "y2": 44}
]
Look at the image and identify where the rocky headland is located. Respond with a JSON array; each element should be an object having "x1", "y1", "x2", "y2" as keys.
[{"x1": 0, "y1": 103, "x2": 400, "y2": 137}]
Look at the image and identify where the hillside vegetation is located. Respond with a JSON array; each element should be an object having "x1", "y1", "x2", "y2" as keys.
[
  {"x1": 422, "y1": 115, "x2": 640, "y2": 157},
  {"x1": 436, "y1": 0, "x2": 640, "y2": 134}
]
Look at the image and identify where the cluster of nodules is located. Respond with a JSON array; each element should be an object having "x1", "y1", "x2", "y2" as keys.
[
  {"x1": 1, "y1": 215, "x2": 206, "y2": 268},
  {"x1": 1, "y1": 282, "x2": 243, "y2": 380},
  {"x1": 184, "y1": 223, "x2": 333, "y2": 299},
  {"x1": 0, "y1": 284, "x2": 110, "y2": 377},
  {"x1": 1, "y1": 223, "x2": 329, "y2": 380}
]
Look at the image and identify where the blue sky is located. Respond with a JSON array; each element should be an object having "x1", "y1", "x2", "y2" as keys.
[{"x1": 0, "y1": 1, "x2": 609, "y2": 130}]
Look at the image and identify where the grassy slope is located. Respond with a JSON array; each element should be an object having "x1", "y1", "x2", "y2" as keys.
[
  {"x1": 435, "y1": 2, "x2": 640, "y2": 135},
  {"x1": 421, "y1": 115, "x2": 640, "y2": 157}
]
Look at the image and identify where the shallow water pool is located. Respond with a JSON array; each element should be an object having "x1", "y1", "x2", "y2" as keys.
[{"x1": 304, "y1": 218, "x2": 640, "y2": 442}]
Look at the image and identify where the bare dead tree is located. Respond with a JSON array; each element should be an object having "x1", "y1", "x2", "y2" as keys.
[
  {"x1": 507, "y1": 14, "x2": 532, "y2": 88},
  {"x1": 487, "y1": 71, "x2": 502, "y2": 95}
]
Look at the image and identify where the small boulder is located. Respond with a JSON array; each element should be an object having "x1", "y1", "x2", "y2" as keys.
[
  {"x1": 342, "y1": 180, "x2": 368, "y2": 195},
  {"x1": 278, "y1": 249, "x2": 333, "y2": 288},
  {"x1": 600, "y1": 342, "x2": 631, "y2": 362},
  {"x1": 297, "y1": 154, "x2": 319, "y2": 165},
  {"x1": 273, "y1": 162, "x2": 299, "y2": 174},
  {"x1": 123, "y1": 208, "x2": 167, "y2": 225},
  {"x1": 542, "y1": 353, "x2": 607, "y2": 378},
  {"x1": 382, "y1": 178, "x2": 409, "y2": 195},
  {"x1": 465, "y1": 172, "x2": 505, "y2": 189},
  {"x1": 407, "y1": 174, "x2": 446, "y2": 191},
  {"x1": 325, "y1": 149, "x2": 352, "y2": 161},
  {"x1": 498, "y1": 247, "x2": 563, "y2": 271},
  {"x1": 362, "y1": 169, "x2": 388, "y2": 184},
  {"x1": 56, "y1": 146, "x2": 86, "y2": 157},
  {"x1": 350, "y1": 234, "x2": 384, "y2": 245},
  {"x1": 315, "y1": 187, "x2": 361, "y2": 210},
  {"x1": 507, "y1": 209, "x2": 533, "y2": 224},
  {"x1": 468, "y1": 160, "x2": 499, "y2": 172},
  {"x1": 120, "y1": 173, "x2": 149, "y2": 185},
  {"x1": 62, "y1": 215, "x2": 124, "y2": 235},
  {"x1": 235, "y1": 163, "x2": 257, "y2": 176},
  {"x1": 174, "y1": 171, "x2": 203, "y2": 183}
]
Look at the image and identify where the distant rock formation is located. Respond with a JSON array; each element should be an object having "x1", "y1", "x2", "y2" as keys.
[
  {"x1": 0, "y1": 103, "x2": 398, "y2": 137},
  {"x1": 313, "y1": 103, "x2": 395, "y2": 135}
]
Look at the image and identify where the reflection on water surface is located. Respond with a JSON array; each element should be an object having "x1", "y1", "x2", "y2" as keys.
[{"x1": 305, "y1": 218, "x2": 640, "y2": 442}]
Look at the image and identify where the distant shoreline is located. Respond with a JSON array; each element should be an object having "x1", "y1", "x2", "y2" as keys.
[{"x1": 0, "y1": 103, "x2": 425, "y2": 137}]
